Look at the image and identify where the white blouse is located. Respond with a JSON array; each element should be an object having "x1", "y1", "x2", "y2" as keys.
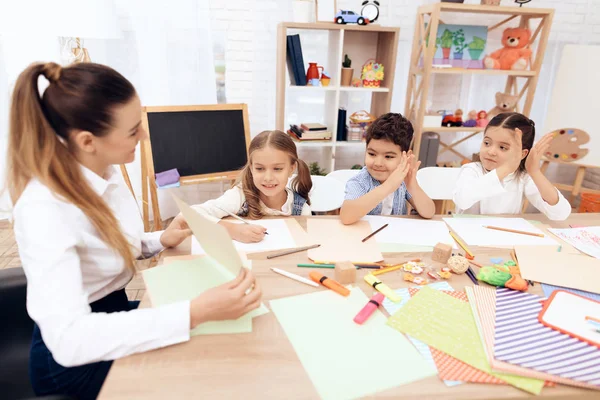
[
  {"x1": 191, "y1": 185, "x2": 311, "y2": 223},
  {"x1": 453, "y1": 162, "x2": 571, "y2": 221},
  {"x1": 13, "y1": 165, "x2": 190, "y2": 368}
]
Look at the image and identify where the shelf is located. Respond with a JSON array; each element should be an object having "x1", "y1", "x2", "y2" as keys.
[
  {"x1": 295, "y1": 141, "x2": 334, "y2": 147},
  {"x1": 415, "y1": 68, "x2": 537, "y2": 77},
  {"x1": 288, "y1": 85, "x2": 337, "y2": 91},
  {"x1": 422, "y1": 127, "x2": 484, "y2": 133},
  {"x1": 281, "y1": 22, "x2": 399, "y2": 33},
  {"x1": 418, "y1": 3, "x2": 553, "y2": 17},
  {"x1": 335, "y1": 141, "x2": 366, "y2": 148},
  {"x1": 339, "y1": 86, "x2": 390, "y2": 93}
]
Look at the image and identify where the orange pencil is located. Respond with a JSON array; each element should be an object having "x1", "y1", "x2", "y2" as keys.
[
  {"x1": 483, "y1": 225, "x2": 544, "y2": 238},
  {"x1": 309, "y1": 271, "x2": 350, "y2": 297}
]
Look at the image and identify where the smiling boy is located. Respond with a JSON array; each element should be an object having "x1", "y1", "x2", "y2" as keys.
[{"x1": 340, "y1": 113, "x2": 435, "y2": 224}]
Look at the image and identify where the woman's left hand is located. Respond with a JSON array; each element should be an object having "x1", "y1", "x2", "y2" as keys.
[
  {"x1": 525, "y1": 132, "x2": 554, "y2": 175},
  {"x1": 160, "y1": 214, "x2": 193, "y2": 248}
]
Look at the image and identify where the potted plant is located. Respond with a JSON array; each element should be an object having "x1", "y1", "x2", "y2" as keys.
[
  {"x1": 468, "y1": 36, "x2": 486, "y2": 60},
  {"x1": 452, "y1": 29, "x2": 468, "y2": 60},
  {"x1": 341, "y1": 54, "x2": 353, "y2": 86},
  {"x1": 309, "y1": 162, "x2": 327, "y2": 176},
  {"x1": 439, "y1": 29, "x2": 453, "y2": 59}
]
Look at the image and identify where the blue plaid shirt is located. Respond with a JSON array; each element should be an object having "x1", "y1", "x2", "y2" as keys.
[{"x1": 344, "y1": 167, "x2": 412, "y2": 216}]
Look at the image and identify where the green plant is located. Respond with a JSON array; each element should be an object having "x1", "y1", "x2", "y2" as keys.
[
  {"x1": 439, "y1": 29, "x2": 453, "y2": 49},
  {"x1": 309, "y1": 162, "x2": 327, "y2": 176},
  {"x1": 452, "y1": 29, "x2": 467, "y2": 53},
  {"x1": 351, "y1": 164, "x2": 363, "y2": 170},
  {"x1": 342, "y1": 54, "x2": 352, "y2": 68},
  {"x1": 468, "y1": 36, "x2": 486, "y2": 50}
]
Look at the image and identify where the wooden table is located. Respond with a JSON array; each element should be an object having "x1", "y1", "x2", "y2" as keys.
[{"x1": 99, "y1": 214, "x2": 600, "y2": 399}]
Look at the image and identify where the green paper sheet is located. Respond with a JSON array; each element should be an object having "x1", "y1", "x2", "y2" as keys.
[
  {"x1": 143, "y1": 258, "x2": 268, "y2": 335},
  {"x1": 387, "y1": 287, "x2": 545, "y2": 395},
  {"x1": 270, "y1": 287, "x2": 436, "y2": 400}
]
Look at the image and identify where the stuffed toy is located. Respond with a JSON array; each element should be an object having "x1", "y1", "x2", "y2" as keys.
[
  {"x1": 484, "y1": 27, "x2": 532, "y2": 70},
  {"x1": 487, "y1": 91, "x2": 519, "y2": 120},
  {"x1": 463, "y1": 110, "x2": 478, "y2": 127},
  {"x1": 476, "y1": 110, "x2": 488, "y2": 128}
]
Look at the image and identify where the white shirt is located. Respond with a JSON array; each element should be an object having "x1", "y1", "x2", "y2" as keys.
[
  {"x1": 13, "y1": 165, "x2": 190, "y2": 368},
  {"x1": 453, "y1": 162, "x2": 571, "y2": 221},
  {"x1": 192, "y1": 185, "x2": 311, "y2": 223}
]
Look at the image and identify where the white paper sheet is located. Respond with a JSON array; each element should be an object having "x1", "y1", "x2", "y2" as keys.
[
  {"x1": 548, "y1": 226, "x2": 600, "y2": 259},
  {"x1": 363, "y1": 216, "x2": 456, "y2": 248},
  {"x1": 443, "y1": 217, "x2": 558, "y2": 247}
]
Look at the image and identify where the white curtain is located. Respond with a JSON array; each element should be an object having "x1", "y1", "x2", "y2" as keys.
[{"x1": 0, "y1": 0, "x2": 217, "y2": 221}]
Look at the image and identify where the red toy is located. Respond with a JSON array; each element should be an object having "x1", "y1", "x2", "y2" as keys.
[{"x1": 484, "y1": 27, "x2": 532, "y2": 70}]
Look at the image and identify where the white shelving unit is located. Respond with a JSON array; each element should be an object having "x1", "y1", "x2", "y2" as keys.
[{"x1": 276, "y1": 22, "x2": 400, "y2": 172}]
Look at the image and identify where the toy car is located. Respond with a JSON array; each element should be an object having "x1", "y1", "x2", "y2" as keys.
[{"x1": 335, "y1": 10, "x2": 369, "y2": 25}]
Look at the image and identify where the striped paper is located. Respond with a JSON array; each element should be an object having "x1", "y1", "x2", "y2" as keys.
[{"x1": 494, "y1": 288, "x2": 600, "y2": 387}]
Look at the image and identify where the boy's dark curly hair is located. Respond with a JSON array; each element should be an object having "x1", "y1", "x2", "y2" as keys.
[{"x1": 365, "y1": 112, "x2": 413, "y2": 152}]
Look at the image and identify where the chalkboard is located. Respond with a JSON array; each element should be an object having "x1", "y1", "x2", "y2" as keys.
[{"x1": 144, "y1": 105, "x2": 250, "y2": 179}]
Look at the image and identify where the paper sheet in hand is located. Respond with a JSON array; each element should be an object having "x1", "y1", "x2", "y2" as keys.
[
  {"x1": 143, "y1": 258, "x2": 253, "y2": 335},
  {"x1": 191, "y1": 219, "x2": 303, "y2": 255},
  {"x1": 387, "y1": 287, "x2": 545, "y2": 394},
  {"x1": 363, "y1": 216, "x2": 456, "y2": 248},
  {"x1": 306, "y1": 219, "x2": 383, "y2": 262},
  {"x1": 173, "y1": 195, "x2": 243, "y2": 276},
  {"x1": 443, "y1": 217, "x2": 558, "y2": 247},
  {"x1": 515, "y1": 246, "x2": 600, "y2": 294},
  {"x1": 270, "y1": 287, "x2": 436, "y2": 400}
]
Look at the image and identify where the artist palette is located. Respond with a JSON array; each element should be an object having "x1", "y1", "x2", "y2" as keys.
[{"x1": 544, "y1": 128, "x2": 589, "y2": 162}]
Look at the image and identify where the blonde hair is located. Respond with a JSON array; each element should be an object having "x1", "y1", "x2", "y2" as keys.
[
  {"x1": 7, "y1": 62, "x2": 137, "y2": 271},
  {"x1": 237, "y1": 130, "x2": 312, "y2": 219}
]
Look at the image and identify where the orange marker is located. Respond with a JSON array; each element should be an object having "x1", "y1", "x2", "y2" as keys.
[{"x1": 309, "y1": 271, "x2": 350, "y2": 297}]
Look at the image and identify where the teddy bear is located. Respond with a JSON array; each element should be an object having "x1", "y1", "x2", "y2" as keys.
[
  {"x1": 487, "y1": 91, "x2": 519, "y2": 121},
  {"x1": 484, "y1": 27, "x2": 532, "y2": 70}
]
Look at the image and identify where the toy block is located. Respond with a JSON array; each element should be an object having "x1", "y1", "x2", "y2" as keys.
[
  {"x1": 335, "y1": 261, "x2": 356, "y2": 285},
  {"x1": 432, "y1": 242, "x2": 453, "y2": 264}
]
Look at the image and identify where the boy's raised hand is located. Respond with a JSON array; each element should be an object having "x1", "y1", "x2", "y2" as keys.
[
  {"x1": 405, "y1": 150, "x2": 421, "y2": 189},
  {"x1": 385, "y1": 151, "x2": 410, "y2": 189}
]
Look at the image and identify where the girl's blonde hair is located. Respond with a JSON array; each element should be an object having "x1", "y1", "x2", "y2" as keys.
[
  {"x1": 7, "y1": 62, "x2": 137, "y2": 271},
  {"x1": 237, "y1": 130, "x2": 312, "y2": 219}
]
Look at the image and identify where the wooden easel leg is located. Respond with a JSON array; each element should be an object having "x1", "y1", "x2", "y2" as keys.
[
  {"x1": 141, "y1": 143, "x2": 150, "y2": 232},
  {"x1": 149, "y1": 178, "x2": 162, "y2": 231},
  {"x1": 571, "y1": 166, "x2": 586, "y2": 203}
]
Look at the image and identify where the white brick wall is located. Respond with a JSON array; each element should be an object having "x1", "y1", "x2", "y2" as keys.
[{"x1": 199, "y1": 0, "x2": 600, "y2": 203}]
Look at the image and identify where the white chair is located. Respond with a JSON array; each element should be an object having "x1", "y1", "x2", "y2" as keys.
[
  {"x1": 308, "y1": 175, "x2": 346, "y2": 213},
  {"x1": 326, "y1": 169, "x2": 360, "y2": 186},
  {"x1": 416, "y1": 167, "x2": 462, "y2": 214}
]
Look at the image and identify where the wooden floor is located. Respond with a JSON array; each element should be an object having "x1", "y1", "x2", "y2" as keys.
[{"x1": 0, "y1": 218, "x2": 169, "y2": 301}]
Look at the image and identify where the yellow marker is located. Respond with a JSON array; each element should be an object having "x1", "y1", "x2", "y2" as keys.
[
  {"x1": 449, "y1": 231, "x2": 474, "y2": 258},
  {"x1": 372, "y1": 263, "x2": 404, "y2": 276},
  {"x1": 364, "y1": 274, "x2": 402, "y2": 303}
]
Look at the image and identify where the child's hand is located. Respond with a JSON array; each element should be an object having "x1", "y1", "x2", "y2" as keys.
[
  {"x1": 189, "y1": 268, "x2": 262, "y2": 328},
  {"x1": 405, "y1": 150, "x2": 421, "y2": 189},
  {"x1": 496, "y1": 129, "x2": 525, "y2": 179},
  {"x1": 526, "y1": 132, "x2": 554, "y2": 175},
  {"x1": 232, "y1": 223, "x2": 267, "y2": 243},
  {"x1": 160, "y1": 214, "x2": 193, "y2": 248},
  {"x1": 384, "y1": 151, "x2": 410, "y2": 189}
]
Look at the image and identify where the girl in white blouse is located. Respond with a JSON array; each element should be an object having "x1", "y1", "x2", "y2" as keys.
[
  {"x1": 8, "y1": 62, "x2": 262, "y2": 400},
  {"x1": 191, "y1": 130, "x2": 312, "y2": 243},
  {"x1": 453, "y1": 112, "x2": 571, "y2": 220}
]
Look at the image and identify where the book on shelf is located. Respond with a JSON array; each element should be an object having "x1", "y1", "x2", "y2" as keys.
[
  {"x1": 300, "y1": 123, "x2": 327, "y2": 131},
  {"x1": 286, "y1": 34, "x2": 306, "y2": 86},
  {"x1": 288, "y1": 125, "x2": 332, "y2": 141}
]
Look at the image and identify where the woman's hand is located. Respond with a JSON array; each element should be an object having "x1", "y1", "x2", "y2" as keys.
[{"x1": 160, "y1": 214, "x2": 193, "y2": 248}]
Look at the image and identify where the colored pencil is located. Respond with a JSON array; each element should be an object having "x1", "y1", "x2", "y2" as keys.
[
  {"x1": 298, "y1": 263, "x2": 334, "y2": 269},
  {"x1": 483, "y1": 225, "x2": 544, "y2": 238},
  {"x1": 469, "y1": 259, "x2": 484, "y2": 268},
  {"x1": 271, "y1": 268, "x2": 319, "y2": 287},
  {"x1": 215, "y1": 205, "x2": 269, "y2": 234},
  {"x1": 449, "y1": 231, "x2": 474, "y2": 258},
  {"x1": 361, "y1": 223, "x2": 389, "y2": 242},
  {"x1": 466, "y1": 266, "x2": 479, "y2": 285},
  {"x1": 312, "y1": 260, "x2": 388, "y2": 267},
  {"x1": 266, "y1": 244, "x2": 320, "y2": 259}
]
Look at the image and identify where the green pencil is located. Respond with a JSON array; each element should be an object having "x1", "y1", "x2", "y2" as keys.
[{"x1": 297, "y1": 263, "x2": 335, "y2": 269}]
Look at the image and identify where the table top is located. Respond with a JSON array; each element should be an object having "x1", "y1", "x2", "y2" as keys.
[{"x1": 99, "y1": 214, "x2": 600, "y2": 399}]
